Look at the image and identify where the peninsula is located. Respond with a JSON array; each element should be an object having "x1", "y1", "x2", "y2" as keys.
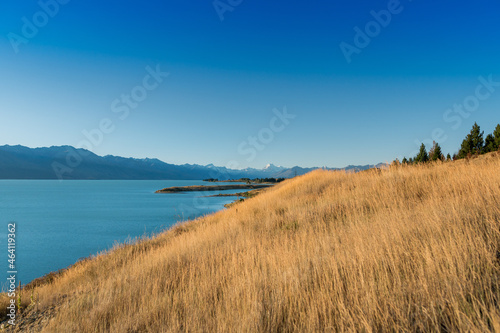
[{"x1": 155, "y1": 184, "x2": 273, "y2": 193}]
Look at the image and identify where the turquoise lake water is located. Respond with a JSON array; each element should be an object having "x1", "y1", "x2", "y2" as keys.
[{"x1": 0, "y1": 180, "x2": 242, "y2": 286}]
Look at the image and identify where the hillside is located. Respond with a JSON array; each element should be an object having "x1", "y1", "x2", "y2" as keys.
[
  {"x1": 0, "y1": 145, "x2": 378, "y2": 180},
  {"x1": 2, "y1": 152, "x2": 500, "y2": 332}
]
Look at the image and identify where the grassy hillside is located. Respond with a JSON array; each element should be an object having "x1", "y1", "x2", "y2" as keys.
[{"x1": 3, "y1": 153, "x2": 500, "y2": 332}]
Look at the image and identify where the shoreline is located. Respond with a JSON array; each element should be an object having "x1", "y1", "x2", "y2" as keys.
[
  {"x1": 155, "y1": 184, "x2": 273, "y2": 193},
  {"x1": 10, "y1": 185, "x2": 269, "y2": 289}
]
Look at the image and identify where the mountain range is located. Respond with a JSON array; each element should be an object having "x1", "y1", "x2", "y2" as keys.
[{"x1": 0, "y1": 145, "x2": 383, "y2": 180}]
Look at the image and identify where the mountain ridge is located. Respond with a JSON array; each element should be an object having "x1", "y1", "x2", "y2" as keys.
[{"x1": 0, "y1": 145, "x2": 383, "y2": 180}]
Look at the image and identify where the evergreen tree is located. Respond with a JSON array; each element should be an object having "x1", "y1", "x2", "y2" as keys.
[
  {"x1": 470, "y1": 122, "x2": 484, "y2": 153},
  {"x1": 429, "y1": 141, "x2": 444, "y2": 161},
  {"x1": 484, "y1": 134, "x2": 495, "y2": 153},
  {"x1": 493, "y1": 124, "x2": 500, "y2": 150},
  {"x1": 402, "y1": 157, "x2": 408, "y2": 164},
  {"x1": 415, "y1": 143, "x2": 429, "y2": 163},
  {"x1": 457, "y1": 134, "x2": 472, "y2": 159},
  {"x1": 446, "y1": 153, "x2": 451, "y2": 161},
  {"x1": 458, "y1": 122, "x2": 484, "y2": 158}
]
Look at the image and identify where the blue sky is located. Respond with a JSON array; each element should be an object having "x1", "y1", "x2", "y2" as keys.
[{"x1": 1, "y1": 0, "x2": 499, "y2": 168}]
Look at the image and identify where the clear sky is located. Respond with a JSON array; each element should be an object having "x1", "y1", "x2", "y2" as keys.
[{"x1": 1, "y1": 0, "x2": 499, "y2": 169}]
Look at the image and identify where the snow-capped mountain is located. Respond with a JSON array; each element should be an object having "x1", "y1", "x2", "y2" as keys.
[{"x1": 262, "y1": 163, "x2": 287, "y2": 173}]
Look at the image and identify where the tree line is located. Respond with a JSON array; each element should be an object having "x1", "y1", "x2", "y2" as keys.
[{"x1": 397, "y1": 122, "x2": 500, "y2": 165}]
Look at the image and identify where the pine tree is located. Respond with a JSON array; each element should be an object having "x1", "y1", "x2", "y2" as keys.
[
  {"x1": 429, "y1": 141, "x2": 443, "y2": 161},
  {"x1": 457, "y1": 133, "x2": 472, "y2": 159},
  {"x1": 470, "y1": 122, "x2": 484, "y2": 154},
  {"x1": 484, "y1": 134, "x2": 495, "y2": 153},
  {"x1": 446, "y1": 153, "x2": 451, "y2": 161},
  {"x1": 415, "y1": 143, "x2": 429, "y2": 163},
  {"x1": 493, "y1": 124, "x2": 500, "y2": 150},
  {"x1": 458, "y1": 122, "x2": 484, "y2": 158},
  {"x1": 402, "y1": 157, "x2": 408, "y2": 164}
]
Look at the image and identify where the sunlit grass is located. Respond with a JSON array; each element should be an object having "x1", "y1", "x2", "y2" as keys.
[{"x1": 3, "y1": 152, "x2": 500, "y2": 332}]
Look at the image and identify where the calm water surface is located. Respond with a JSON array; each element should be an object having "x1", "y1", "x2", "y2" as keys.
[{"x1": 0, "y1": 180, "x2": 242, "y2": 285}]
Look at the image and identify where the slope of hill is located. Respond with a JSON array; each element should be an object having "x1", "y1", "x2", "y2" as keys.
[
  {"x1": 0, "y1": 145, "x2": 379, "y2": 180},
  {"x1": 4, "y1": 153, "x2": 500, "y2": 332}
]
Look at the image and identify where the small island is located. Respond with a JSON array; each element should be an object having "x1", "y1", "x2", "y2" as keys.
[{"x1": 155, "y1": 184, "x2": 273, "y2": 193}]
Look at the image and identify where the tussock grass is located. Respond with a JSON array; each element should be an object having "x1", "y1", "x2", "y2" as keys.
[{"x1": 3, "y1": 153, "x2": 500, "y2": 332}]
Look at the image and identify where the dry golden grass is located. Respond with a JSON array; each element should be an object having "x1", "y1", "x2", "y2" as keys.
[{"x1": 3, "y1": 153, "x2": 500, "y2": 332}]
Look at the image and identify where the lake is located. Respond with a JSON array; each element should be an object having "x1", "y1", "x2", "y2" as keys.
[{"x1": 0, "y1": 180, "x2": 242, "y2": 286}]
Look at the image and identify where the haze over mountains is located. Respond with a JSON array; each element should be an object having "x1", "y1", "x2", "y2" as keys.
[{"x1": 0, "y1": 145, "x2": 382, "y2": 180}]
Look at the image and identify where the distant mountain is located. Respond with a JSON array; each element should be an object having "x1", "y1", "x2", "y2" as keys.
[
  {"x1": 262, "y1": 163, "x2": 287, "y2": 173},
  {"x1": 0, "y1": 145, "x2": 383, "y2": 180},
  {"x1": 272, "y1": 164, "x2": 383, "y2": 178}
]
